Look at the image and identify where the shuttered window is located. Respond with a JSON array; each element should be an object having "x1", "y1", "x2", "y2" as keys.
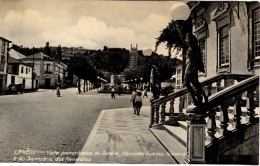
[
  {"x1": 219, "y1": 25, "x2": 230, "y2": 66},
  {"x1": 253, "y1": 8, "x2": 260, "y2": 58}
]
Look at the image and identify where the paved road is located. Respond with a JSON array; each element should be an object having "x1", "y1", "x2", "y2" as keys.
[{"x1": 0, "y1": 88, "x2": 151, "y2": 163}]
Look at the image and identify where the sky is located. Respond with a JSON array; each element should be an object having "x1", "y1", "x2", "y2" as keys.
[{"x1": 0, "y1": 0, "x2": 190, "y2": 56}]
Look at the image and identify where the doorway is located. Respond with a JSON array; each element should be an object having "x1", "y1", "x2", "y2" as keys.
[{"x1": 45, "y1": 78, "x2": 51, "y2": 88}]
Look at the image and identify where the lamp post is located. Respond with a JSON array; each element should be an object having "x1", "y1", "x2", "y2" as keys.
[
  {"x1": 135, "y1": 78, "x2": 137, "y2": 89},
  {"x1": 143, "y1": 47, "x2": 161, "y2": 129},
  {"x1": 142, "y1": 48, "x2": 153, "y2": 92},
  {"x1": 97, "y1": 76, "x2": 100, "y2": 92},
  {"x1": 140, "y1": 77, "x2": 143, "y2": 91}
]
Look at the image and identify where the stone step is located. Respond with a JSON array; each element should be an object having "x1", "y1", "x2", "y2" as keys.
[
  {"x1": 178, "y1": 121, "x2": 187, "y2": 130},
  {"x1": 150, "y1": 128, "x2": 186, "y2": 164},
  {"x1": 164, "y1": 125, "x2": 187, "y2": 147}
]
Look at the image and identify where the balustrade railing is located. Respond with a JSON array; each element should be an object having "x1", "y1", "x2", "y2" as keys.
[
  {"x1": 205, "y1": 75, "x2": 259, "y2": 140},
  {"x1": 187, "y1": 75, "x2": 259, "y2": 163},
  {"x1": 150, "y1": 73, "x2": 254, "y2": 127}
]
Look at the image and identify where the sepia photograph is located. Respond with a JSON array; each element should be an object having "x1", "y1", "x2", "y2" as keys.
[{"x1": 0, "y1": 0, "x2": 259, "y2": 165}]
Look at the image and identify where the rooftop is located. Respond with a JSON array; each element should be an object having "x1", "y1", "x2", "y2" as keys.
[
  {"x1": 9, "y1": 49, "x2": 26, "y2": 59},
  {"x1": 0, "y1": 36, "x2": 12, "y2": 43}
]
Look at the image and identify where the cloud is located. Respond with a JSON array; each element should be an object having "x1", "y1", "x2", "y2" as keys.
[{"x1": 1, "y1": 8, "x2": 171, "y2": 55}]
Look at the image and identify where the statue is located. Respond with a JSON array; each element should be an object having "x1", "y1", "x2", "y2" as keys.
[
  {"x1": 184, "y1": 33, "x2": 208, "y2": 106},
  {"x1": 174, "y1": 19, "x2": 208, "y2": 107}
]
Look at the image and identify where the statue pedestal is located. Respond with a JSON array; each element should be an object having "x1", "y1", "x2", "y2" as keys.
[{"x1": 184, "y1": 105, "x2": 206, "y2": 164}]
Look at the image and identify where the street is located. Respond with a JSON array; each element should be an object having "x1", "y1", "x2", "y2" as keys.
[{"x1": 0, "y1": 88, "x2": 151, "y2": 162}]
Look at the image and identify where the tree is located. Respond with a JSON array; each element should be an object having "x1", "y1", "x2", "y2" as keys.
[
  {"x1": 68, "y1": 55, "x2": 97, "y2": 82},
  {"x1": 155, "y1": 18, "x2": 192, "y2": 57},
  {"x1": 57, "y1": 45, "x2": 62, "y2": 61},
  {"x1": 84, "y1": 48, "x2": 129, "y2": 74},
  {"x1": 155, "y1": 17, "x2": 193, "y2": 83}
]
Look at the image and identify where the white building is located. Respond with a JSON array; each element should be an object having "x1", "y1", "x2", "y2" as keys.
[{"x1": 7, "y1": 49, "x2": 34, "y2": 89}]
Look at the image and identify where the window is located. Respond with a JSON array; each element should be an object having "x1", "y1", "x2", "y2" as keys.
[
  {"x1": 199, "y1": 37, "x2": 206, "y2": 68},
  {"x1": 1, "y1": 42, "x2": 5, "y2": 54},
  {"x1": 21, "y1": 66, "x2": 24, "y2": 73},
  {"x1": 253, "y1": 8, "x2": 260, "y2": 59},
  {"x1": 0, "y1": 55, "x2": 5, "y2": 72},
  {"x1": 219, "y1": 25, "x2": 230, "y2": 66},
  {"x1": 11, "y1": 76, "x2": 15, "y2": 84},
  {"x1": 26, "y1": 68, "x2": 28, "y2": 74},
  {"x1": 46, "y1": 64, "x2": 50, "y2": 72}
]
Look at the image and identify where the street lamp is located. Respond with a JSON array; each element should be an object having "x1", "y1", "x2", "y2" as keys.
[
  {"x1": 135, "y1": 78, "x2": 137, "y2": 89},
  {"x1": 140, "y1": 77, "x2": 143, "y2": 91},
  {"x1": 97, "y1": 76, "x2": 100, "y2": 92},
  {"x1": 142, "y1": 48, "x2": 153, "y2": 92},
  {"x1": 170, "y1": 3, "x2": 190, "y2": 21}
]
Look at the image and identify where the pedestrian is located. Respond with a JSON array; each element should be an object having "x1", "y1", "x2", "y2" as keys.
[
  {"x1": 78, "y1": 81, "x2": 81, "y2": 94},
  {"x1": 130, "y1": 88, "x2": 137, "y2": 114},
  {"x1": 111, "y1": 87, "x2": 115, "y2": 99},
  {"x1": 56, "y1": 83, "x2": 60, "y2": 97},
  {"x1": 135, "y1": 90, "x2": 142, "y2": 116},
  {"x1": 143, "y1": 88, "x2": 148, "y2": 98}
]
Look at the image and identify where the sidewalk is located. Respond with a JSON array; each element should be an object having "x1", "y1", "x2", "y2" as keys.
[{"x1": 77, "y1": 106, "x2": 176, "y2": 164}]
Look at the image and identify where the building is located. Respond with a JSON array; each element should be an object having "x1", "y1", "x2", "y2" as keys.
[
  {"x1": 186, "y1": 2, "x2": 260, "y2": 81},
  {"x1": 124, "y1": 44, "x2": 138, "y2": 71},
  {"x1": 22, "y1": 52, "x2": 67, "y2": 88},
  {"x1": 7, "y1": 49, "x2": 34, "y2": 90},
  {"x1": 0, "y1": 37, "x2": 12, "y2": 94},
  {"x1": 149, "y1": 2, "x2": 260, "y2": 164},
  {"x1": 62, "y1": 46, "x2": 92, "y2": 60},
  {"x1": 170, "y1": 58, "x2": 183, "y2": 89}
]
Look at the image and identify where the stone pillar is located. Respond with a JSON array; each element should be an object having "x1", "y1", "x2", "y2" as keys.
[{"x1": 185, "y1": 105, "x2": 206, "y2": 164}]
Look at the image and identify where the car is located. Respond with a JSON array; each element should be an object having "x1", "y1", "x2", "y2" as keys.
[{"x1": 7, "y1": 84, "x2": 24, "y2": 94}]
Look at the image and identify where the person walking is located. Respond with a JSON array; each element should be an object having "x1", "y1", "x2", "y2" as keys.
[
  {"x1": 130, "y1": 88, "x2": 137, "y2": 114},
  {"x1": 135, "y1": 90, "x2": 142, "y2": 116},
  {"x1": 111, "y1": 87, "x2": 115, "y2": 99},
  {"x1": 143, "y1": 88, "x2": 148, "y2": 98},
  {"x1": 56, "y1": 83, "x2": 61, "y2": 97},
  {"x1": 78, "y1": 81, "x2": 81, "y2": 94}
]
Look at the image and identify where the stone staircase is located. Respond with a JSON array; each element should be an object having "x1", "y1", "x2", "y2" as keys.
[
  {"x1": 149, "y1": 74, "x2": 259, "y2": 164},
  {"x1": 151, "y1": 106, "x2": 259, "y2": 163}
]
